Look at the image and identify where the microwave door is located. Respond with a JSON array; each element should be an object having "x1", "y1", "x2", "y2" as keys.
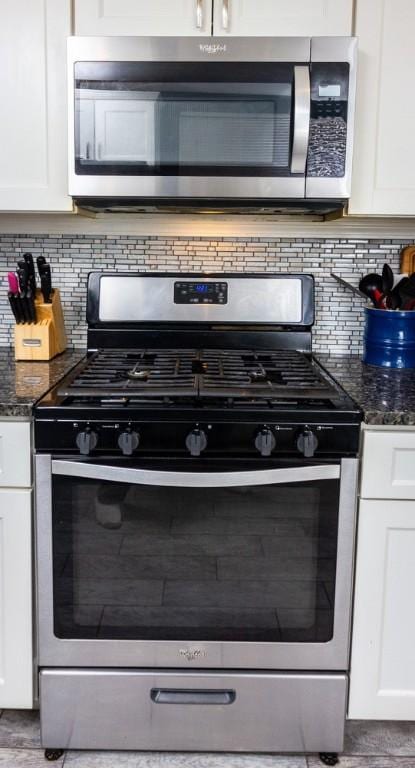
[{"x1": 70, "y1": 60, "x2": 308, "y2": 200}]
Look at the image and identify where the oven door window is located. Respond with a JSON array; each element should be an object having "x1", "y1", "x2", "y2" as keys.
[
  {"x1": 52, "y1": 468, "x2": 339, "y2": 643},
  {"x1": 74, "y1": 62, "x2": 294, "y2": 177}
]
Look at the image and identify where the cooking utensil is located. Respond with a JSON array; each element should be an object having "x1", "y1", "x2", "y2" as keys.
[
  {"x1": 382, "y1": 263, "x2": 394, "y2": 297},
  {"x1": 331, "y1": 273, "x2": 367, "y2": 298},
  {"x1": 400, "y1": 245, "x2": 415, "y2": 275},
  {"x1": 358, "y1": 273, "x2": 385, "y2": 308}
]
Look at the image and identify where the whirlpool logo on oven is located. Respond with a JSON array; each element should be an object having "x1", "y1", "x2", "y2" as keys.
[
  {"x1": 179, "y1": 647, "x2": 207, "y2": 662},
  {"x1": 199, "y1": 43, "x2": 227, "y2": 54}
]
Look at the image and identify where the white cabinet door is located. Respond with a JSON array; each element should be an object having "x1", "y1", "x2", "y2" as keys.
[
  {"x1": 0, "y1": 0, "x2": 72, "y2": 211},
  {"x1": 361, "y1": 430, "x2": 415, "y2": 501},
  {"x1": 0, "y1": 489, "x2": 32, "y2": 708},
  {"x1": 95, "y1": 99, "x2": 155, "y2": 164},
  {"x1": 349, "y1": 499, "x2": 415, "y2": 719},
  {"x1": 0, "y1": 422, "x2": 31, "y2": 488},
  {"x1": 75, "y1": 0, "x2": 213, "y2": 36},
  {"x1": 213, "y1": 0, "x2": 353, "y2": 36},
  {"x1": 350, "y1": 0, "x2": 415, "y2": 215}
]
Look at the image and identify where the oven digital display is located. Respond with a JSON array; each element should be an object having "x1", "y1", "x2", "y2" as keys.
[{"x1": 174, "y1": 281, "x2": 228, "y2": 305}]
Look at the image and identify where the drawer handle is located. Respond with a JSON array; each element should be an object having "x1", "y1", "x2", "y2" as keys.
[{"x1": 151, "y1": 688, "x2": 236, "y2": 705}]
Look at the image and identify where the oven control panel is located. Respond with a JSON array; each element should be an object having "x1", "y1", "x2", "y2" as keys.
[{"x1": 174, "y1": 281, "x2": 228, "y2": 305}]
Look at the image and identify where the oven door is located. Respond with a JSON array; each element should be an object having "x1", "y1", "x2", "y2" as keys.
[
  {"x1": 68, "y1": 37, "x2": 310, "y2": 200},
  {"x1": 36, "y1": 456, "x2": 357, "y2": 670}
]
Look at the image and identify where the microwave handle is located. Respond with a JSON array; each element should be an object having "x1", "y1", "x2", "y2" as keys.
[
  {"x1": 291, "y1": 65, "x2": 311, "y2": 175},
  {"x1": 51, "y1": 461, "x2": 340, "y2": 487}
]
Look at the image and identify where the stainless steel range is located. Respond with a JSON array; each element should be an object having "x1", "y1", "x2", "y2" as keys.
[{"x1": 34, "y1": 273, "x2": 361, "y2": 763}]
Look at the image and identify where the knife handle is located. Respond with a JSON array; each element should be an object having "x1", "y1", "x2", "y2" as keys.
[
  {"x1": 36, "y1": 256, "x2": 47, "y2": 278},
  {"x1": 23, "y1": 253, "x2": 36, "y2": 293},
  {"x1": 41, "y1": 265, "x2": 52, "y2": 303},
  {"x1": 8, "y1": 293, "x2": 21, "y2": 324}
]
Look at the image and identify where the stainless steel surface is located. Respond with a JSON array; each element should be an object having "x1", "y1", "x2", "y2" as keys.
[
  {"x1": 306, "y1": 36, "x2": 357, "y2": 199},
  {"x1": 68, "y1": 36, "x2": 356, "y2": 203},
  {"x1": 67, "y1": 36, "x2": 311, "y2": 64},
  {"x1": 69, "y1": 174, "x2": 306, "y2": 200},
  {"x1": 36, "y1": 454, "x2": 358, "y2": 670},
  {"x1": 51, "y1": 460, "x2": 341, "y2": 486},
  {"x1": 196, "y1": 0, "x2": 203, "y2": 29},
  {"x1": 97, "y1": 275, "x2": 306, "y2": 324},
  {"x1": 67, "y1": 36, "x2": 309, "y2": 201},
  {"x1": 39, "y1": 668, "x2": 347, "y2": 752},
  {"x1": 291, "y1": 66, "x2": 311, "y2": 174},
  {"x1": 222, "y1": 0, "x2": 229, "y2": 30}
]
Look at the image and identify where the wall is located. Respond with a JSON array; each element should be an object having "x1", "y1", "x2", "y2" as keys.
[{"x1": 0, "y1": 233, "x2": 405, "y2": 354}]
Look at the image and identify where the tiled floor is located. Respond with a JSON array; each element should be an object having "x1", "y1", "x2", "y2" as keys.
[{"x1": 1, "y1": 710, "x2": 415, "y2": 767}]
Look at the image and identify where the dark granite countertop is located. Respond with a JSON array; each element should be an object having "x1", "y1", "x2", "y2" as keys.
[
  {"x1": 317, "y1": 354, "x2": 415, "y2": 426},
  {"x1": 0, "y1": 348, "x2": 84, "y2": 418},
  {"x1": 1, "y1": 347, "x2": 414, "y2": 426}
]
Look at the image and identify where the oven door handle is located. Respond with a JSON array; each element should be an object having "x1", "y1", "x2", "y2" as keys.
[
  {"x1": 51, "y1": 461, "x2": 340, "y2": 487},
  {"x1": 291, "y1": 65, "x2": 311, "y2": 175}
]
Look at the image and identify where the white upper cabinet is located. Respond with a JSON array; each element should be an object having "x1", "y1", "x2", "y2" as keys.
[
  {"x1": 75, "y1": 0, "x2": 213, "y2": 36},
  {"x1": 213, "y1": 0, "x2": 353, "y2": 36},
  {"x1": 0, "y1": 0, "x2": 72, "y2": 211},
  {"x1": 350, "y1": 0, "x2": 415, "y2": 216},
  {"x1": 75, "y1": 0, "x2": 352, "y2": 37}
]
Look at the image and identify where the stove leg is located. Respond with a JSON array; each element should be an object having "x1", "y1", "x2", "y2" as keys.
[
  {"x1": 319, "y1": 754, "x2": 339, "y2": 766},
  {"x1": 44, "y1": 749, "x2": 64, "y2": 761}
]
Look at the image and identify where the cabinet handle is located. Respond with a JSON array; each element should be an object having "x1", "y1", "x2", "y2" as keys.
[
  {"x1": 85, "y1": 142, "x2": 91, "y2": 161},
  {"x1": 97, "y1": 143, "x2": 102, "y2": 161},
  {"x1": 196, "y1": 0, "x2": 203, "y2": 29},
  {"x1": 222, "y1": 0, "x2": 229, "y2": 29}
]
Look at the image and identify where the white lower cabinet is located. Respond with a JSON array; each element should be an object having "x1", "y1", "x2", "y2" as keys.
[
  {"x1": 0, "y1": 489, "x2": 33, "y2": 708},
  {"x1": 349, "y1": 427, "x2": 415, "y2": 719}
]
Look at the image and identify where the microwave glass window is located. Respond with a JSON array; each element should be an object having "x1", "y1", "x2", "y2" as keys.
[{"x1": 74, "y1": 62, "x2": 294, "y2": 177}]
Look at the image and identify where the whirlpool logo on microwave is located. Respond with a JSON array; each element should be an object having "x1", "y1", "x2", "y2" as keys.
[
  {"x1": 179, "y1": 647, "x2": 207, "y2": 661},
  {"x1": 199, "y1": 43, "x2": 227, "y2": 54}
]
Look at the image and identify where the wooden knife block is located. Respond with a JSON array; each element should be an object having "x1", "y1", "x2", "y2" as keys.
[{"x1": 14, "y1": 289, "x2": 67, "y2": 361}]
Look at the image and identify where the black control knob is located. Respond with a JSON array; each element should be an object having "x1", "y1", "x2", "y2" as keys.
[
  {"x1": 76, "y1": 428, "x2": 98, "y2": 456},
  {"x1": 255, "y1": 427, "x2": 276, "y2": 457},
  {"x1": 297, "y1": 428, "x2": 319, "y2": 458},
  {"x1": 186, "y1": 428, "x2": 207, "y2": 457},
  {"x1": 118, "y1": 429, "x2": 140, "y2": 456}
]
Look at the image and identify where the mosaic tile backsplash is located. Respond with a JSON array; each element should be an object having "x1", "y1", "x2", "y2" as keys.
[{"x1": 0, "y1": 234, "x2": 404, "y2": 354}]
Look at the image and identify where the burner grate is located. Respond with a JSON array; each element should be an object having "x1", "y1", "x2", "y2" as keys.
[{"x1": 58, "y1": 348, "x2": 336, "y2": 405}]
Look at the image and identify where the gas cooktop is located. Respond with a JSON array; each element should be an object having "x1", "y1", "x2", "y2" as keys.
[
  {"x1": 34, "y1": 272, "x2": 362, "y2": 458},
  {"x1": 53, "y1": 348, "x2": 349, "y2": 407}
]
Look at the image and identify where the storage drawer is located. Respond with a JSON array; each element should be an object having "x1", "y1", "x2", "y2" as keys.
[
  {"x1": 361, "y1": 430, "x2": 415, "y2": 500},
  {"x1": 40, "y1": 669, "x2": 347, "y2": 752},
  {"x1": 0, "y1": 422, "x2": 31, "y2": 488}
]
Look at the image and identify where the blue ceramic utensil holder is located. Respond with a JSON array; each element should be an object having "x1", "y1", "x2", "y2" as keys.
[{"x1": 363, "y1": 307, "x2": 415, "y2": 369}]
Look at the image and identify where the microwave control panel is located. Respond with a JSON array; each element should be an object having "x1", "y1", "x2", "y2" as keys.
[{"x1": 174, "y1": 281, "x2": 228, "y2": 305}]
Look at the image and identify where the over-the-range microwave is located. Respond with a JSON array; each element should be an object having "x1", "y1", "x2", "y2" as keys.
[{"x1": 68, "y1": 36, "x2": 357, "y2": 213}]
